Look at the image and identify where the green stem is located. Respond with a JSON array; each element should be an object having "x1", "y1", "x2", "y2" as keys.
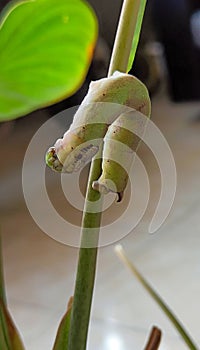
[
  {"x1": 68, "y1": 156, "x2": 103, "y2": 350},
  {"x1": 68, "y1": 1, "x2": 146, "y2": 349},
  {"x1": 108, "y1": 0, "x2": 143, "y2": 76},
  {"x1": 0, "y1": 235, "x2": 6, "y2": 306}
]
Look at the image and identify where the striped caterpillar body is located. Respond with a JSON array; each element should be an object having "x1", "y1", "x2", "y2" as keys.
[{"x1": 46, "y1": 71, "x2": 151, "y2": 200}]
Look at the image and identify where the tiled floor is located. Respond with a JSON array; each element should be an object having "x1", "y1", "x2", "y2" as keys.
[{"x1": 0, "y1": 92, "x2": 200, "y2": 349}]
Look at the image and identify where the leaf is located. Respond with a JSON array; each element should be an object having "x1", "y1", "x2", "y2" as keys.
[
  {"x1": 0, "y1": 300, "x2": 25, "y2": 350},
  {"x1": 52, "y1": 296, "x2": 73, "y2": 350},
  {"x1": 0, "y1": 0, "x2": 98, "y2": 121},
  {"x1": 0, "y1": 236, "x2": 6, "y2": 306},
  {"x1": 115, "y1": 245, "x2": 198, "y2": 350},
  {"x1": 127, "y1": 0, "x2": 147, "y2": 73},
  {"x1": 0, "y1": 235, "x2": 25, "y2": 349}
]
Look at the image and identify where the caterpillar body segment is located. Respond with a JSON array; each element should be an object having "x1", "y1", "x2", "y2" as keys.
[{"x1": 92, "y1": 109, "x2": 149, "y2": 201}]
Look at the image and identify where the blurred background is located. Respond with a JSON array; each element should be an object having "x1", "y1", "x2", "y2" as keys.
[{"x1": 0, "y1": 0, "x2": 200, "y2": 349}]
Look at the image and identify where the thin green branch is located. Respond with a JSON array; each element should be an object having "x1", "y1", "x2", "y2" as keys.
[{"x1": 115, "y1": 245, "x2": 198, "y2": 350}]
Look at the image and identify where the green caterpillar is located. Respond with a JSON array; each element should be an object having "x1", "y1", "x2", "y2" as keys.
[{"x1": 46, "y1": 71, "x2": 151, "y2": 201}]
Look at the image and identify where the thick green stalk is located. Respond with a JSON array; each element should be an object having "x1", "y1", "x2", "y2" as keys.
[
  {"x1": 68, "y1": 156, "x2": 103, "y2": 350},
  {"x1": 108, "y1": 0, "x2": 143, "y2": 76},
  {"x1": 68, "y1": 1, "x2": 146, "y2": 349}
]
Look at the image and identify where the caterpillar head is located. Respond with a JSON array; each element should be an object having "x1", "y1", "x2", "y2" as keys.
[
  {"x1": 46, "y1": 143, "x2": 99, "y2": 173},
  {"x1": 45, "y1": 147, "x2": 63, "y2": 172}
]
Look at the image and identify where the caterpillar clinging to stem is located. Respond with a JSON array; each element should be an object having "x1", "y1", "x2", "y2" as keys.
[{"x1": 46, "y1": 71, "x2": 151, "y2": 201}]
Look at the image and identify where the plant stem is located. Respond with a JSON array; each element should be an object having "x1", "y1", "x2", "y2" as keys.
[
  {"x1": 68, "y1": 156, "x2": 103, "y2": 350},
  {"x1": 108, "y1": 0, "x2": 143, "y2": 76},
  {"x1": 68, "y1": 1, "x2": 145, "y2": 349},
  {"x1": 0, "y1": 235, "x2": 6, "y2": 306}
]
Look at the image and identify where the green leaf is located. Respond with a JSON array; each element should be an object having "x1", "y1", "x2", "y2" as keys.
[
  {"x1": 127, "y1": 0, "x2": 147, "y2": 72},
  {"x1": 0, "y1": 236, "x2": 6, "y2": 306},
  {"x1": 0, "y1": 300, "x2": 25, "y2": 350},
  {"x1": 0, "y1": 0, "x2": 98, "y2": 121},
  {"x1": 52, "y1": 296, "x2": 73, "y2": 350},
  {"x1": 115, "y1": 245, "x2": 198, "y2": 350},
  {"x1": 0, "y1": 235, "x2": 25, "y2": 349}
]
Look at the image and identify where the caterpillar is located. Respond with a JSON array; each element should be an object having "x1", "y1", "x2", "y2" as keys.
[{"x1": 46, "y1": 71, "x2": 151, "y2": 200}]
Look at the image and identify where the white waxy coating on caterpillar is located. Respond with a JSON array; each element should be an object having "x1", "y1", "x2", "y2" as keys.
[{"x1": 46, "y1": 71, "x2": 151, "y2": 199}]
